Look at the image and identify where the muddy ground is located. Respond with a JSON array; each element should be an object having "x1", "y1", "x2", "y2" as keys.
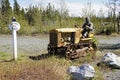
[{"x1": 0, "y1": 35, "x2": 120, "y2": 80}]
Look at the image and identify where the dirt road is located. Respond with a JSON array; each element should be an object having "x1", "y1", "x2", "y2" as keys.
[
  {"x1": 1, "y1": 35, "x2": 120, "y2": 54},
  {"x1": 97, "y1": 36, "x2": 120, "y2": 49},
  {"x1": 0, "y1": 35, "x2": 49, "y2": 54}
]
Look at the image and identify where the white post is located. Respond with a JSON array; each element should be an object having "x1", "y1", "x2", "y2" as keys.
[
  {"x1": 12, "y1": 29, "x2": 17, "y2": 60},
  {"x1": 9, "y1": 17, "x2": 20, "y2": 60}
]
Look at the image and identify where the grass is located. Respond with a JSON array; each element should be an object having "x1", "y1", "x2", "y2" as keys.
[
  {"x1": 0, "y1": 52, "x2": 71, "y2": 80},
  {"x1": 0, "y1": 51, "x2": 117, "y2": 80},
  {"x1": 112, "y1": 49, "x2": 120, "y2": 56},
  {"x1": 0, "y1": 52, "x2": 12, "y2": 61}
]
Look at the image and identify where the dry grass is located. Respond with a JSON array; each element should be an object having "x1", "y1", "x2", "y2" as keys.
[
  {"x1": 0, "y1": 51, "x2": 115, "y2": 80},
  {"x1": 0, "y1": 52, "x2": 71, "y2": 80},
  {"x1": 112, "y1": 49, "x2": 120, "y2": 56}
]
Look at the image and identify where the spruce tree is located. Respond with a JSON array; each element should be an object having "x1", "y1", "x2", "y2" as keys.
[
  {"x1": 13, "y1": 0, "x2": 20, "y2": 16},
  {"x1": 0, "y1": 0, "x2": 12, "y2": 34}
]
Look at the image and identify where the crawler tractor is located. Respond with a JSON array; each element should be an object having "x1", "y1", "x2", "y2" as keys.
[{"x1": 47, "y1": 27, "x2": 97, "y2": 59}]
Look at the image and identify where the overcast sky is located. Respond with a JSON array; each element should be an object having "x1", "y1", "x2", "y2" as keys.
[{"x1": 9, "y1": 0, "x2": 108, "y2": 17}]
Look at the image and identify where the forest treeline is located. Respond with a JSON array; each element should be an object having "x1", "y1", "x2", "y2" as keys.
[{"x1": 0, "y1": 0, "x2": 120, "y2": 35}]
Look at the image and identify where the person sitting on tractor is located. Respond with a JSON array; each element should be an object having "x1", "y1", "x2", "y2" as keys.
[{"x1": 82, "y1": 17, "x2": 94, "y2": 38}]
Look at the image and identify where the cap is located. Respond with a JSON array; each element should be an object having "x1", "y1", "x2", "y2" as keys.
[{"x1": 12, "y1": 17, "x2": 16, "y2": 22}]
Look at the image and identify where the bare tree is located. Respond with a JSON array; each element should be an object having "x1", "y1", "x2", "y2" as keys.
[
  {"x1": 105, "y1": 0, "x2": 120, "y2": 32},
  {"x1": 97, "y1": 8, "x2": 105, "y2": 18},
  {"x1": 58, "y1": 0, "x2": 69, "y2": 28},
  {"x1": 117, "y1": 12, "x2": 120, "y2": 33},
  {"x1": 82, "y1": 0, "x2": 95, "y2": 18}
]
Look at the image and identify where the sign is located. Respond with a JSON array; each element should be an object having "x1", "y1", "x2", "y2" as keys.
[
  {"x1": 9, "y1": 18, "x2": 20, "y2": 60},
  {"x1": 9, "y1": 22, "x2": 20, "y2": 31}
]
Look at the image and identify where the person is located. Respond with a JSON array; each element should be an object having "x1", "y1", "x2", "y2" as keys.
[{"x1": 82, "y1": 17, "x2": 94, "y2": 38}]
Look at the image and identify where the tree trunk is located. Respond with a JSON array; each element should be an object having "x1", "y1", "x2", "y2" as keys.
[{"x1": 117, "y1": 12, "x2": 120, "y2": 34}]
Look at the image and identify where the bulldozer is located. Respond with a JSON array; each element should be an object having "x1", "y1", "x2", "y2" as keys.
[{"x1": 47, "y1": 27, "x2": 97, "y2": 59}]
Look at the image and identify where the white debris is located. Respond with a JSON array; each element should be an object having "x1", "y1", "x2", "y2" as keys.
[
  {"x1": 101, "y1": 52, "x2": 120, "y2": 68},
  {"x1": 67, "y1": 64, "x2": 95, "y2": 80}
]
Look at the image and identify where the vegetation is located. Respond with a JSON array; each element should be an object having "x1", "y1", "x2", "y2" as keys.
[
  {"x1": 0, "y1": 54, "x2": 69, "y2": 80},
  {"x1": 0, "y1": 0, "x2": 120, "y2": 35},
  {"x1": 0, "y1": 51, "x2": 115, "y2": 80}
]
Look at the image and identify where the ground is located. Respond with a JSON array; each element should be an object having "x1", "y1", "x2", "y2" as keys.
[
  {"x1": 0, "y1": 35, "x2": 120, "y2": 80},
  {"x1": 96, "y1": 35, "x2": 120, "y2": 80}
]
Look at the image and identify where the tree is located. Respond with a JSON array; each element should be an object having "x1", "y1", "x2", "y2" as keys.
[
  {"x1": 105, "y1": 0, "x2": 120, "y2": 32},
  {"x1": 82, "y1": 0, "x2": 95, "y2": 18},
  {"x1": 1, "y1": 0, "x2": 12, "y2": 18},
  {"x1": 20, "y1": 7, "x2": 25, "y2": 19},
  {"x1": 26, "y1": 6, "x2": 34, "y2": 26},
  {"x1": 117, "y1": 12, "x2": 120, "y2": 33},
  {"x1": 46, "y1": 3, "x2": 53, "y2": 20},
  {"x1": 25, "y1": 5, "x2": 44, "y2": 33},
  {"x1": 97, "y1": 8, "x2": 105, "y2": 18},
  {"x1": 44, "y1": 3, "x2": 60, "y2": 27},
  {"x1": 33, "y1": 5, "x2": 43, "y2": 33},
  {"x1": 58, "y1": 0, "x2": 69, "y2": 28},
  {"x1": 13, "y1": 0, "x2": 20, "y2": 15},
  {"x1": 0, "y1": 0, "x2": 12, "y2": 33}
]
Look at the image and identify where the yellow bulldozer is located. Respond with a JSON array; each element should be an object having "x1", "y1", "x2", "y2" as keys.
[{"x1": 47, "y1": 27, "x2": 97, "y2": 59}]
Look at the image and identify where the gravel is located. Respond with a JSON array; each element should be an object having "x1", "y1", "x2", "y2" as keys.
[
  {"x1": 0, "y1": 35, "x2": 49, "y2": 54},
  {"x1": 96, "y1": 36, "x2": 120, "y2": 49},
  {"x1": 104, "y1": 70, "x2": 120, "y2": 80},
  {"x1": 1, "y1": 35, "x2": 120, "y2": 54},
  {"x1": 96, "y1": 36, "x2": 120, "y2": 45}
]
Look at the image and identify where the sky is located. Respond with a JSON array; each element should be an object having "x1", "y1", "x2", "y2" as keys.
[{"x1": 9, "y1": 0, "x2": 108, "y2": 17}]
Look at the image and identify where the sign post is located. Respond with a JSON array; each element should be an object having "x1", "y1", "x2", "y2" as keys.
[{"x1": 9, "y1": 17, "x2": 20, "y2": 60}]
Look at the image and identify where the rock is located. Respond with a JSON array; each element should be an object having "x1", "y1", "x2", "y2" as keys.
[
  {"x1": 101, "y1": 52, "x2": 120, "y2": 69},
  {"x1": 67, "y1": 64, "x2": 95, "y2": 80}
]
